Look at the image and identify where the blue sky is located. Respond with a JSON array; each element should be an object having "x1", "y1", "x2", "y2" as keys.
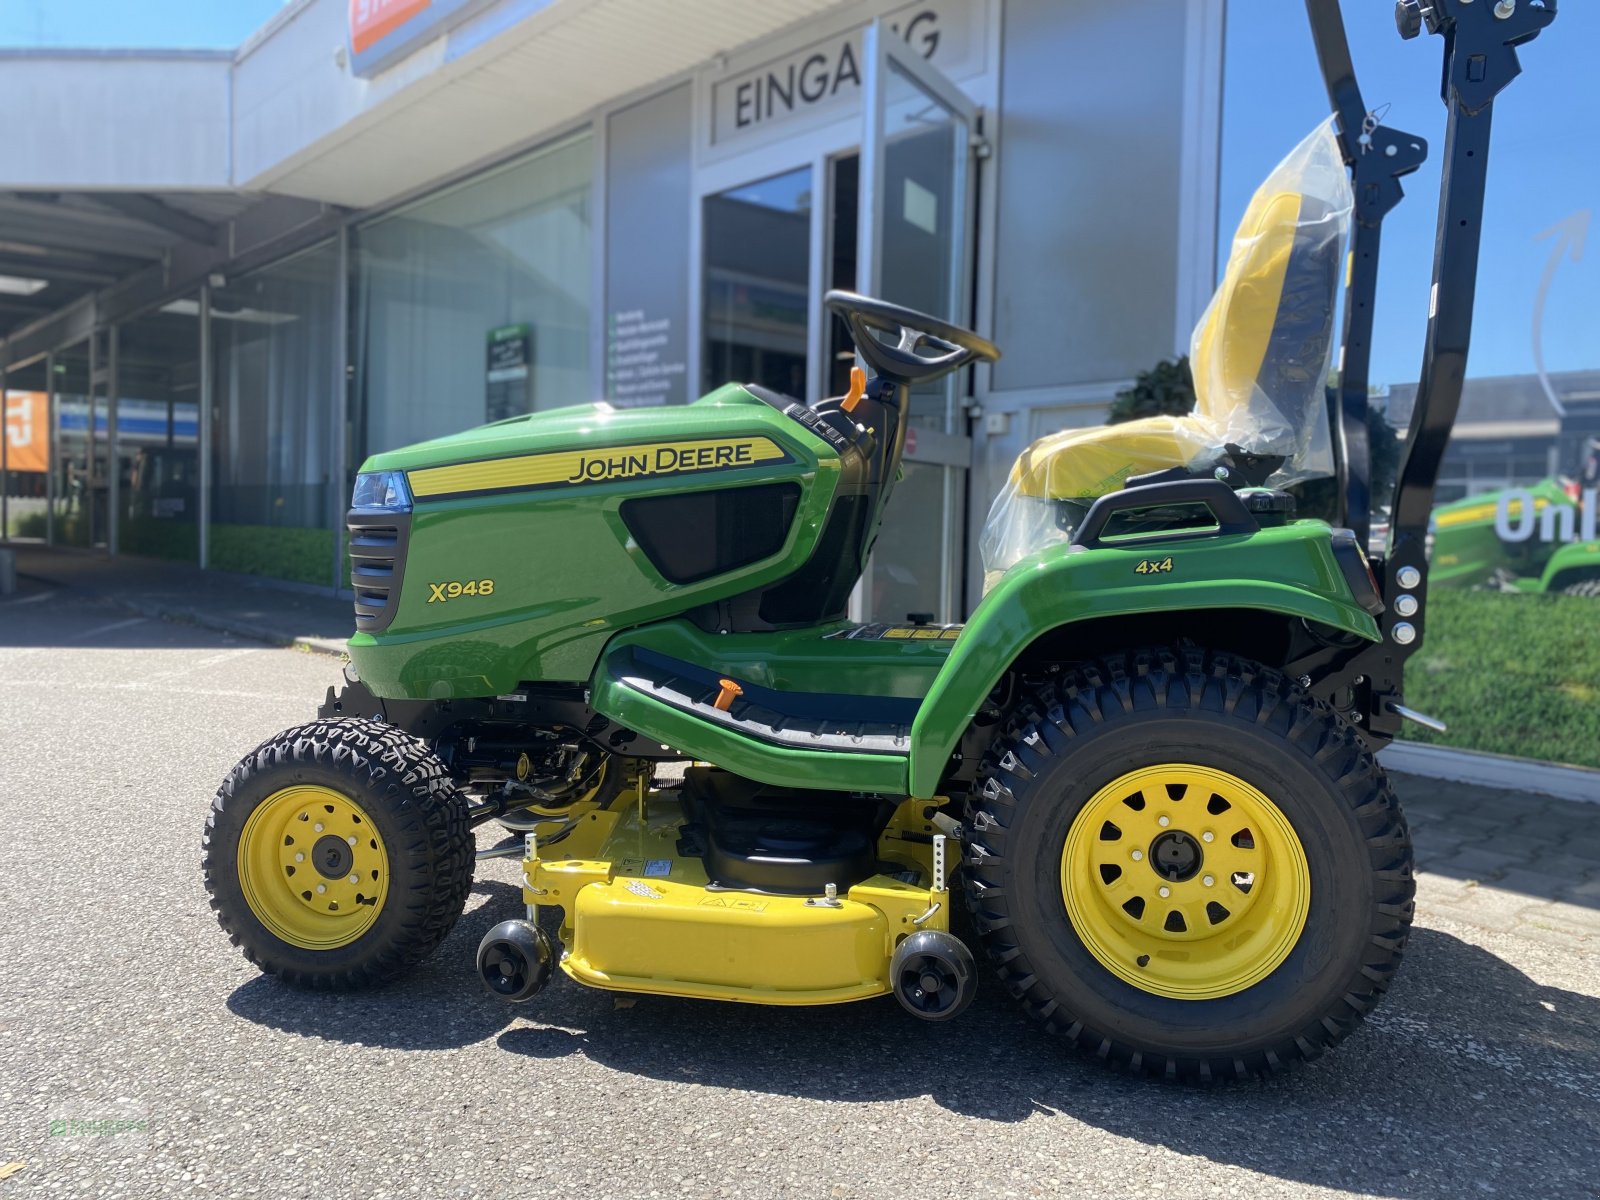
[
  {"x1": 0, "y1": 0, "x2": 285, "y2": 49},
  {"x1": 1222, "y1": 0, "x2": 1596, "y2": 387}
]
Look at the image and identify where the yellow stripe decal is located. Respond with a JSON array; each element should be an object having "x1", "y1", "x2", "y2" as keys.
[
  {"x1": 408, "y1": 436, "x2": 791, "y2": 499},
  {"x1": 1434, "y1": 497, "x2": 1548, "y2": 529}
]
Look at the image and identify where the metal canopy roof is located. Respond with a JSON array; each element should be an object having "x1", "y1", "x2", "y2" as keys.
[{"x1": 0, "y1": 191, "x2": 260, "y2": 344}]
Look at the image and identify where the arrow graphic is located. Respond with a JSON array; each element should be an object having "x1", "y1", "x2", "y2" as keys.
[{"x1": 1531, "y1": 209, "x2": 1590, "y2": 419}]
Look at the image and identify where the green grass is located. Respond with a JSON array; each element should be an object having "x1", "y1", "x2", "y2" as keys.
[{"x1": 1403, "y1": 590, "x2": 1600, "y2": 768}]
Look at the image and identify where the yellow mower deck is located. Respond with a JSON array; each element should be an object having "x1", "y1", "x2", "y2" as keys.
[{"x1": 520, "y1": 788, "x2": 954, "y2": 1006}]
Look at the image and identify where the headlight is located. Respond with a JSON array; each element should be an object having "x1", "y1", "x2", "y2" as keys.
[{"x1": 351, "y1": 470, "x2": 412, "y2": 512}]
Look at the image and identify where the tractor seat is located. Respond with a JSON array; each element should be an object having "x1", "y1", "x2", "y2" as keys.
[{"x1": 1008, "y1": 124, "x2": 1350, "y2": 506}]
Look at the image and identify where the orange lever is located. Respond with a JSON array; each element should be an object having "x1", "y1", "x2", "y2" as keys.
[
  {"x1": 839, "y1": 366, "x2": 867, "y2": 414},
  {"x1": 713, "y1": 678, "x2": 744, "y2": 712}
]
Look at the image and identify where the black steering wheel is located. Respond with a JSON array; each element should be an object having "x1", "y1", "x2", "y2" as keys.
[{"x1": 824, "y1": 290, "x2": 1001, "y2": 387}]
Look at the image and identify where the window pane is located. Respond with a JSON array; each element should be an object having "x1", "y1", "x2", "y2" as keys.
[
  {"x1": 702, "y1": 166, "x2": 812, "y2": 401},
  {"x1": 118, "y1": 301, "x2": 201, "y2": 563},
  {"x1": 355, "y1": 133, "x2": 593, "y2": 456},
  {"x1": 212, "y1": 244, "x2": 339, "y2": 586}
]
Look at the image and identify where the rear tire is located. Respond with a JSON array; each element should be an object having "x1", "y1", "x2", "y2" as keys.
[
  {"x1": 1561, "y1": 578, "x2": 1600, "y2": 597},
  {"x1": 204, "y1": 717, "x2": 475, "y2": 989},
  {"x1": 962, "y1": 646, "x2": 1413, "y2": 1081}
]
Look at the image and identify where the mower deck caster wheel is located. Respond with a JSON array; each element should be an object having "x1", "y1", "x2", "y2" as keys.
[
  {"x1": 477, "y1": 920, "x2": 554, "y2": 1002},
  {"x1": 891, "y1": 930, "x2": 976, "y2": 1021}
]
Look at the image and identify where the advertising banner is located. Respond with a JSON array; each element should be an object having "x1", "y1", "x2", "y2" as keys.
[{"x1": 3, "y1": 391, "x2": 48, "y2": 474}]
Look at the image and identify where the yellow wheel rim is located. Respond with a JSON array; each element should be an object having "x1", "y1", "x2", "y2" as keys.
[
  {"x1": 1061, "y1": 764, "x2": 1310, "y2": 1001},
  {"x1": 237, "y1": 785, "x2": 389, "y2": 951}
]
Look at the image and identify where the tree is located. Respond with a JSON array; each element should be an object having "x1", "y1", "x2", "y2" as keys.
[{"x1": 1108, "y1": 357, "x2": 1196, "y2": 424}]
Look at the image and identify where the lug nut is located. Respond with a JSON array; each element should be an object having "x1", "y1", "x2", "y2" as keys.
[
  {"x1": 1202, "y1": 831, "x2": 1214, "y2": 843},
  {"x1": 347, "y1": 874, "x2": 359, "y2": 884},
  {"x1": 1157, "y1": 816, "x2": 1170, "y2": 828},
  {"x1": 316, "y1": 884, "x2": 327, "y2": 894},
  {"x1": 347, "y1": 836, "x2": 358, "y2": 846},
  {"x1": 1159, "y1": 886, "x2": 1171, "y2": 898},
  {"x1": 294, "y1": 853, "x2": 305, "y2": 863},
  {"x1": 1131, "y1": 850, "x2": 1144, "y2": 862},
  {"x1": 1203, "y1": 875, "x2": 1215, "y2": 887},
  {"x1": 314, "y1": 823, "x2": 325, "y2": 833}
]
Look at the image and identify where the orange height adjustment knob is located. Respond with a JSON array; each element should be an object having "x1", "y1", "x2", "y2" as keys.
[
  {"x1": 713, "y1": 678, "x2": 744, "y2": 711},
  {"x1": 840, "y1": 366, "x2": 867, "y2": 414}
]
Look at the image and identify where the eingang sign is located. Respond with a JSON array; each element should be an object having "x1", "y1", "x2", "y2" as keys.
[{"x1": 709, "y1": 1, "x2": 982, "y2": 145}]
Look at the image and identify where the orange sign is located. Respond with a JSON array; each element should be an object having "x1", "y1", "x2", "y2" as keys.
[
  {"x1": 349, "y1": 0, "x2": 432, "y2": 55},
  {"x1": 3, "y1": 391, "x2": 47, "y2": 474}
]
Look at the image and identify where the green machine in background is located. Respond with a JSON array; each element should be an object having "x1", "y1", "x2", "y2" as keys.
[
  {"x1": 202, "y1": 1, "x2": 1555, "y2": 1082},
  {"x1": 1430, "y1": 468, "x2": 1600, "y2": 595}
]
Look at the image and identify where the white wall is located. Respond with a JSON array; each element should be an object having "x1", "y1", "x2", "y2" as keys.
[{"x1": 0, "y1": 52, "x2": 232, "y2": 189}]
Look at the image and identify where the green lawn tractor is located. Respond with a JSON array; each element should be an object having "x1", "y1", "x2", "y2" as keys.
[
  {"x1": 1430, "y1": 471, "x2": 1600, "y2": 595},
  {"x1": 203, "y1": 0, "x2": 1554, "y2": 1080}
]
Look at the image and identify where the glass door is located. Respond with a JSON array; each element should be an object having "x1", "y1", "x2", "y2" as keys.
[
  {"x1": 850, "y1": 19, "x2": 977, "y2": 624},
  {"x1": 701, "y1": 166, "x2": 815, "y2": 401}
]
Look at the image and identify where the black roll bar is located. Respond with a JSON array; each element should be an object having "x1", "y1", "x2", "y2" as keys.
[
  {"x1": 1315, "y1": 0, "x2": 1556, "y2": 743},
  {"x1": 1304, "y1": 0, "x2": 1427, "y2": 547},
  {"x1": 1384, "y1": 0, "x2": 1556, "y2": 651}
]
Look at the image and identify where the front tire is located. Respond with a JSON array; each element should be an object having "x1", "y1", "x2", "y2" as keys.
[
  {"x1": 1561, "y1": 578, "x2": 1600, "y2": 598},
  {"x1": 962, "y1": 647, "x2": 1413, "y2": 1081},
  {"x1": 204, "y1": 717, "x2": 475, "y2": 989}
]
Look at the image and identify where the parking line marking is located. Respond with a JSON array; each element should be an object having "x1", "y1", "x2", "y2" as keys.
[{"x1": 70, "y1": 617, "x2": 149, "y2": 642}]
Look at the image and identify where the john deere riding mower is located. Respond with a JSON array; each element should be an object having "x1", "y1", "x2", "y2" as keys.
[{"x1": 204, "y1": 0, "x2": 1553, "y2": 1080}]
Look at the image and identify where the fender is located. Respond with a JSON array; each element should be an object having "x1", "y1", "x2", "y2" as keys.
[
  {"x1": 907, "y1": 522, "x2": 1382, "y2": 797},
  {"x1": 1538, "y1": 539, "x2": 1600, "y2": 592}
]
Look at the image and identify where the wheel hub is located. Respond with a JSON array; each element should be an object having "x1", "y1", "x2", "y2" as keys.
[
  {"x1": 312, "y1": 834, "x2": 354, "y2": 880},
  {"x1": 1149, "y1": 829, "x2": 1203, "y2": 882},
  {"x1": 1060, "y1": 764, "x2": 1311, "y2": 1001}
]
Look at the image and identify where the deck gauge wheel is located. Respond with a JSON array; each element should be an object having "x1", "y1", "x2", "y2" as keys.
[{"x1": 477, "y1": 919, "x2": 555, "y2": 1002}]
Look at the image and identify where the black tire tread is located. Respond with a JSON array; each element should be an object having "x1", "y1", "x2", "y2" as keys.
[
  {"x1": 962, "y1": 646, "x2": 1414, "y2": 1082},
  {"x1": 1560, "y1": 577, "x2": 1600, "y2": 598},
  {"x1": 203, "y1": 717, "x2": 475, "y2": 990}
]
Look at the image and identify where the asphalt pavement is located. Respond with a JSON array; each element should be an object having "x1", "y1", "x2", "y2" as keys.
[{"x1": 1, "y1": 582, "x2": 1597, "y2": 1199}]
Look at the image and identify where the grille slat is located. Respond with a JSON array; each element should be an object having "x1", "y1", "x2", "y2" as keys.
[{"x1": 346, "y1": 511, "x2": 411, "y2": 632}]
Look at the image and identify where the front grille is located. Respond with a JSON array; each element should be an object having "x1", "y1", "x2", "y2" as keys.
[{"x1": 347, "y1": 510, "x2": 411, "y2": 633}]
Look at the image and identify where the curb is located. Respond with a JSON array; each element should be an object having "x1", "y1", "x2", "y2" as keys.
[
  {"x1": 16, "y1": 565, "x2": 350, "y2": 659},
  {"x1": 1381, "y1": 740, "x2": 1600, "y2": 806},
  {"x1": 114, "y1": 595, "x2": 348, "y2": 659}
]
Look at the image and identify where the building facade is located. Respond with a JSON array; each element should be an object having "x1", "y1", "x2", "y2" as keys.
[{"x1": 0, "y1": 0, "x2": 1223, "y2": 621}]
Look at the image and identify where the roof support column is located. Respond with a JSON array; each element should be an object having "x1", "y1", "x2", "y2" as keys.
[
  {"x1": 107, "y1": 325, "x2": 119, "y2": 557},
  {"x1": 45, "y1": 351, "x2": 55, "y2": 546},
  {"x1": 330, "y1": 226, "x2": 350, "y2": 591},
  {"x1": 198, "y1": 282, "x2": 212, "y2": 570}
]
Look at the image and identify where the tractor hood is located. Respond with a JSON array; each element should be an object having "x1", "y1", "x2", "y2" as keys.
[{"x1": 358, "y1": 385, "x2": 773, "y2": 481}]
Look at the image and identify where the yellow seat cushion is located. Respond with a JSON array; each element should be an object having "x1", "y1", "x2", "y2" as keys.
[{"x1": 1011, "y1": 190, "x2": 1308, "y2": 501}]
